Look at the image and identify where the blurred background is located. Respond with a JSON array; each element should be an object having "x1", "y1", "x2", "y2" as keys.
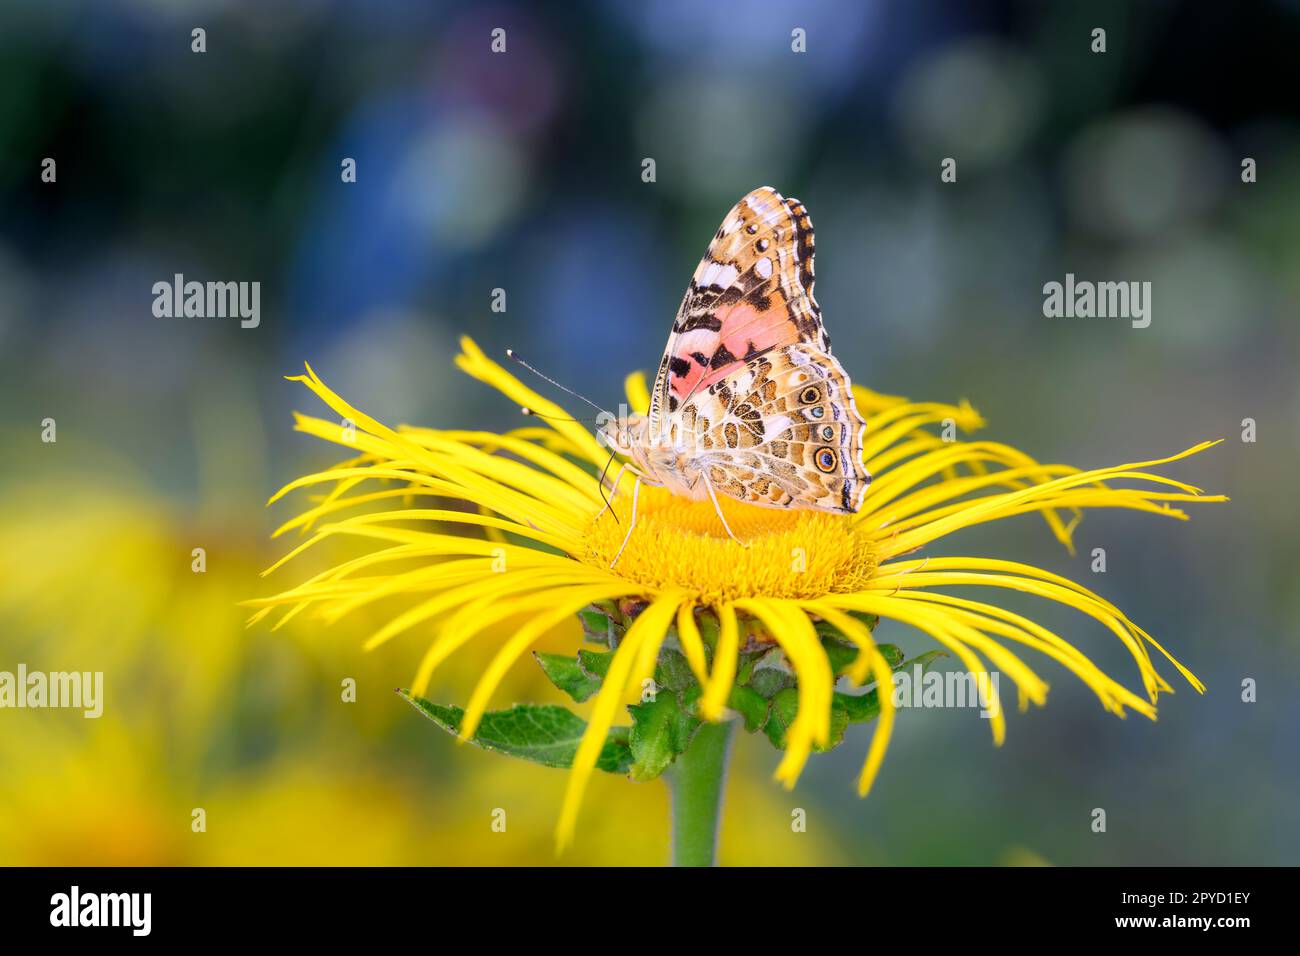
[{"x1": 0, "y1": 0, "x2": 1297, "y2": 865}]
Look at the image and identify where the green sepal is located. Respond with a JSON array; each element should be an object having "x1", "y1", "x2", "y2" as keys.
[
  {"x1": 654, "y1": 647, "x2": 697, "y2": 694},
  {"x1": 725, "y1": 685, "x2": 769, "y2": 732},
  {"x1": 812, "y1": 618, "x2": 903, "y2": 675},
  {"x1": 694, "y1": 610, "x2": 721, "y2": 649},
  {"x1": 398, "y1": 691, "x2": 632, "y2": 774},
  {"x1": 627, "y1": 693, "x2": 701, "y2": 781},
  {"x1": 578, "y1": 608, "x2": 611, "y2": 643},
  {"x1": 818, "y1": 633, "x2": 860, "y2": 676},
  {"x1": 876, "y1": 643, "x2": 905, "y2": 668},
  {"x1": 759, "y1": 649, "x2": 949, "y2": 750},
  {"x1": 848, "y1": 610, "x2": 880, "y2": 632},
  {"x1": 822, "y1": 696, "x2": 851, "y2": 752},
  {"x1": 762, "y1": 688, "x2": 851, "y2": 751},
  {"x1": 748, "y1": 666, "x2": 794, "y2": 699},
  {"x1": 836, "y1": 650, "x2": 948, "y2": 722},
  {"x1": 762, "y1": 687, "x2": 800, "y2": 749},
  {"x1": 533, "y1": 651, "x2": 603, "y2": 703},
  {"x1": 836, "y1": 687, "x2": 883, "y2": 722},
  {"x1": 577, "y1": 648, "x2": 613, "y2": 681},
  {"x1": 578, "y1": 601, "x2": 624, "y2": 647},
  {"x1": 734, "y1": 646, "x2": 774, "y2": 686}
]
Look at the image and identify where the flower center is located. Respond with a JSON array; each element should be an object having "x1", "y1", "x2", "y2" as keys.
[{"x1": 579, "y1": 485, "x2": 879, "y2": 604}]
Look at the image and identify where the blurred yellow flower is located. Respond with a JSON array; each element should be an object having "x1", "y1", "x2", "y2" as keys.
[
  {"x1": 253, "y1": 336, "x2": 1225, "y2": 852},
  {"x1": 0, "y1": 467, "x2": 828, "y2": 865},
  {"x1": 0, "y1": 477, "x2": 437, "y2": 865}
]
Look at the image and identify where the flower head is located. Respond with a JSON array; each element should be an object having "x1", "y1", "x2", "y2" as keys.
[{"x1": 252, "y1": 336, "x2": 1225, "y2": 851}]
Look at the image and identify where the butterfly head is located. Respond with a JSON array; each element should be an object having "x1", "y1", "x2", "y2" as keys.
[{"x1": 596, "y1": 411, "x2": 650, "y2": 462}]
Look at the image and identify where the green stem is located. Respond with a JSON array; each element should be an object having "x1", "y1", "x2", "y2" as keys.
[{"x1": 667, "y1": 719, "x2": 735, "y2": 866}]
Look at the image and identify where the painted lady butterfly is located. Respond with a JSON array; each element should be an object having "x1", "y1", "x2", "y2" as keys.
[{"x1": 598, "y1": 187, "x2": 870, "y2": 566}]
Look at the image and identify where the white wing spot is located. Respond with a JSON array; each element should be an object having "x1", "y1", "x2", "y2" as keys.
[{"x1": 697, "y1": 261, "x2": 739, "y2": 290}]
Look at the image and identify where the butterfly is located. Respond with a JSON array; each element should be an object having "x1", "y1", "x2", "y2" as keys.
[{"x1": 597, "y1": 187, "x2": 870, "y2": 566}]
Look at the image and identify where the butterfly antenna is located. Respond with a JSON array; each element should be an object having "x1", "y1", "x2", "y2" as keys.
[
  {"x1": 506, "y1": 349, "x2": 610, "y2": 417},
  {"x1": 520, "y1": 407, "x2": 601, "y2": 424}
]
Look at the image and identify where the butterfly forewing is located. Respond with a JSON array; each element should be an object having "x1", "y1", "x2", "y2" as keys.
[
  {"x1": 637, "y1": 186, "x2": 870, "y2": 516},
  {"x1": 649, "y1": 186, "x2": 828, "y2": 432}
]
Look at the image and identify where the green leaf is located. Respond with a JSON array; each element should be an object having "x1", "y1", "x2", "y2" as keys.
[
  {"x1": 627, "y1": 693, "x2": 700, "y2": 781},
  {"x1": 762, "y1": 687, "x2": 800, "y2": 749},
  {"x1": 578, "y1": 608, "x2": 612, "y2": 644},
  {"x1": 899, "y1": 649, "x2": 947, "y2": 673},
  {"x1": 695, "y1": 610, "x2": 721, "y2": 649},
  {"x1": 748, "y1": 666, "x2": 794, "y2": 699},
  {"x1": 654, "y1": 647, "x2": 697, "y2": 694},
  {"x1": 675, "y1": 682, "x2": 767, "y2": 733},
  {"x1": 578, "y1": 602, "x2": 624, "y2": 647},
  {"x1": 759, "y1": 687, "x2": 850, "y2": 752},
  {"x1": 876, "y1": 643, "x2": 905, "y2": 668},
  {"x1": 812, "y1": 618, "x2": 904, "y2": 674},
  {"x1": 848, "y1": 610, "x2": 880, "y2": 632},
  {"x1": 726, "y1": 685, "x2": 769, "y2": 731},
  {"x1": 533, "y1": 651, "x2": 603, "y2": 702},
  {"x1": 398, "y1": 691, "x2": 631, "y2": 774},
  {"x1": 820, "y1": 697, "x2": 851, "y2": 752},
  {"x1": 818, "y1": 632, "x2": 860, "y2": 676},
  {"x1": 757, "y1": 650, "x2": 949, "y2": 750},
  {"x1": 836, "y1": 687, "x2": 883, "y2": 723},
  {"x1": 836, "y1": 650, "x2": 948, "y2": 723},
  {"x1": 577, "y1": 648, "x2": 614, "y2": 682},
  {"x1": 734, "y1": 646, "x2": 775, "y2": 686}
]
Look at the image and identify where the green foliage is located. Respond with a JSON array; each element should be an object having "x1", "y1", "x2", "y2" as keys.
[
  {"x1": 578, "y1": 602, "x2": 623, "y2": 646},
  {"x1": 653, "y1": 648, "x2": 697, "y2": 694},
  {"x1": 835, "y1": 650, "x2": 948, "y2": 722},
  {"x1": 724, "y1": 685, "x2": 768, "y2": 732},
  {"x1": 532, "y1": 652, "x2": 602, "y2": 703},
  {"x1": 401, "y1": 607, "x2": 948, "y2": 780},
  {"x1": 397, "y1": 692, "x2": 632, "y2": 773},
  {"x1": 577, "y1": 648, "x2": 613, "y2": 682},
  {"x1": 628, "y1": 693, "x2": 699, "y2": 781},
  {"x1": 748, "y1": 665, "x2": 794, "y2": 698},
  {"x1": 762, "y1": 687, "x2": 800, "y2": 749}
]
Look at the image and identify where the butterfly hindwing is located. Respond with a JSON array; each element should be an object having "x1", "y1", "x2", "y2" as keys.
[
  {"x1": 649, "y1": 187, "x2": 827, "y2": 431},
  {"x1": 685, "y1": 344, "x2": 870, "y2": 513}
]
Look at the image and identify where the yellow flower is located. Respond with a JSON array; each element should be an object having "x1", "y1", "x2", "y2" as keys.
[
  {"x1": 252, "y1": 336, "x2": 1226, "y2": 852},
  {"x1": 0, "y1": 476, "x2": 454, "y2": 865}
]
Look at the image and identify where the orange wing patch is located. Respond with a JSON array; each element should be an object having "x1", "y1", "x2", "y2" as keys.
[{"x1": 649, "y1": 187, "x2": 828, "y2": 431}]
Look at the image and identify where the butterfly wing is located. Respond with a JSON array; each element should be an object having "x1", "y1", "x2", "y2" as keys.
[
  {"x1": 681, "y1": 343, "x2": 870, "y2": 513},
  {"x1": 648, "y1": 187, "x2": 827, "y2": 432}
]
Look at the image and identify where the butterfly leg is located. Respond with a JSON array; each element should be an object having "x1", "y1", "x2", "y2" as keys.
[
  {"x1": 608, "y1": 475, "x2": 642, "y2": 569},
  {"x1": 594, "y1": 462, "x2": 629, "y2": 522},
  {"x1": 703, "y1": 474, "x2": 746, "y2": 547}
]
